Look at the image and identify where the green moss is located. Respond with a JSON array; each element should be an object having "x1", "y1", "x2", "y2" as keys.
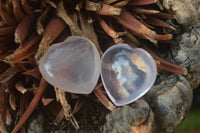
[{"x1": 176, "y1": 108, "x2": 200, "y2": 131}]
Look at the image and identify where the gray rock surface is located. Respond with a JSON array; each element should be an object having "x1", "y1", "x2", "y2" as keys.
[
  {"x1": 27, "y1": 113, "x2": 45, "y2": 133},
  {"x1": 101, "y1": 99, "x2": 155, "y2": 133},
  {"x1": 144, "y1": 73, "x2": 193, "y2": 133},
  {"x1": 162, "y1": 0, "x2": 200, "y2": 27},
  {"x1": 169, "y1": 26, "x2": 200, "y2": 89}
]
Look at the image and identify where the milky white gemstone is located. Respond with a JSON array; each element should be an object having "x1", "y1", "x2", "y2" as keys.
[
  {"x1": 101, "y1": 44, "x2": 157, "y2": 106},
  {"x1": 39, "y1": 36, "x2": 100, "y2": 94}
]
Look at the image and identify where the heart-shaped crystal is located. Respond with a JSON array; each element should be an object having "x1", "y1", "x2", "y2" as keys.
[
  {"x1": 101, "y1": 44, "x2": 157, "y2": 106},
  {"x1": 39, "y1": 36, "x2": 100, "y2": 94}
]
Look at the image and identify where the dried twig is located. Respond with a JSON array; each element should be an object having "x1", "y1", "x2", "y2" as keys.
[
  {"x1": 11, "y1": 77, "x2": 47, "y2": 133},
  {"x1": 34, "y1": 18, "x2": 66, "y2": 63}
]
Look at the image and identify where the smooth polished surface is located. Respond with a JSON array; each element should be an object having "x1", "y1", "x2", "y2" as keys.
[
  {"x1": 39, "y1": 36, "x2": 100, "y2": 94},
  {"x1": 101, "y1": 44, "x2": 157, "y2": 106}
]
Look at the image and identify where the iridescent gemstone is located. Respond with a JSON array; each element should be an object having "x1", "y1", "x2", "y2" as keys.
[
  {"x1": 39, "y1": 36, "x2": 100, "y2": 94},
  {"x1": 101, "y1": 44, "x2": 157, "y2": 106}
]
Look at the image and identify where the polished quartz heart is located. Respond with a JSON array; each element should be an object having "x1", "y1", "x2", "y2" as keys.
[
  {"x1": 39, "y1": 36, "x2": 100, "y2": 94},
  {"x1": 101, "y1": 44, "x2": 157, "y2": 106}
]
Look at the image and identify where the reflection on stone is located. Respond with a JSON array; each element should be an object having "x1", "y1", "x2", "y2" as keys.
[{"x1": 101, "y1": 44, "x2": 157, "y2": 106}]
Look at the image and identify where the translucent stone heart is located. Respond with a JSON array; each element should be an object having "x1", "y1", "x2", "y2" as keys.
[
  {"x1": 39, "y1": 36, "x2": 100, "y2": 94},
  {"x1": 101, "y1": 44, "x2": 157, "y2": 106}
]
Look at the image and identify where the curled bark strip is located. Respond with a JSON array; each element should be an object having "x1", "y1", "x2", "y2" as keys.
[
  {"x1": 112, "y1": 0, "x2": 129, "y2": 7},
  {"x1": 0, "y1": 44, "x2": 9, "y2": 54},
  {"x1": 11, "y1": 77, "x2": 47, "y2": 133},
  {"x1": 94, "y1": 84, "x2": 116, "y2": 111},
  {"x1": 133, "y1": 7, "x2": 160, "y2": 14},
  {"x1": 33, "y1": 9, "x2": 43, "y2": 13},
  {"x1": 0, "y1": 85, "x2": 8, "y2": 133},
  {"x1": 57, "y1": 0, "x2": 82, "y2": 35},
  {"x1": 103, "y1": 0, "x2": 119, "y2": 4},
  {"x1": 6, "y1": 35, "x2": 41, "y2": 64},
  {"x1": 116, "y1": 10, "x2": 157, "y2": 43},
  {"x1": 0, "y1": 36, "x2": 12, "y2": 45},
  {"x1": 13, "y1": 0, "x2": 25, "y2": 22},
  {"x1": 129, "y1": 0, "x2": 163, "y2": 10},
  {"x1": 71, "y1": 94, "x2": 79, "y2": 99},
  {"x1": 41, "y1": 97, "x2": 54, "y2": 106},
  {"x1": 0, "y1": 20, "x2": 6, "y2": 28},
  {"x1": 71, "y1": 99, "x2": 84, "y2": 115},
  {"x1": 35, "y1": 17, "x2": 66, "y2": 63},
  {"x1": 5, "y1": 0, "x2": 12, "y2": 16},
  {"x1": 0, "y1": 26, "x2": 15, "y2": 36},
  {"x1": 44, "y1": 0, "x2": 57, "y2": 8},
  {"x1": 144, "y1": 47, "x2": 187, "y2": 75},
  {"x1": 155, "y1": 34, "x2": 173, "y2": 41},
  {"x1": 36, "y1": 6, "x2": 51, "y2": 35},
  {"x1": 142, "y1": 21, "x2": 155, "y2": 29},
  {"x1": 129, "y1": 0, "x2": 157, "y2": 6},
  {"x1": 21, "y1": 0, "x2": 34, "y2": 19},
  {"x1": 158, "y1": 40, "x2": 175, "y2": 44},
  {"x1": 154, "y1": 12, "x2": 175, "y2": 19},
  {"x1": 126, "y1": 31, "x2": 141, "y2": 46},
  {"x1": 29, "y1": 0, "x2": 40, "y2": 2},
  {"x1": 9, "y1": 92, "x2": 16, "y2": 110},
  {"x1": 146, "y1": 16, "x2": 176, "y2": 30},
  {"x1": 0, "y1": 65, "x2": 22, "y2": 82},
  {"x1": 54, "y1": 108, "x2": 64, "y2": 125},
  {"x1": 97, "y1": 3, "x2": 122, "y2": 15},
  {"x1": 23, "y1": 67, "x2": 41, "y2": 79},
  {"x1": 15, "y1": 16, "x2": 32, "y2": 47},
  {"x1": 0, "y1": 1, "x2": 16, "y2": 26},
  {"x1": 15, "y1": 83, "x2": 27, "y2": 94},
  {"x1": 97, "y1": 16, "x2": 124, "y2": 43},
  {"x1": 127, "y1": 37, "x2": 186, "y2": 75},
  {"x1": 156, "y1": 60, "x2": 187, "y2": 75}
]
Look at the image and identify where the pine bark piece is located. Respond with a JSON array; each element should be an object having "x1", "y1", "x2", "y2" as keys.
[
  {"x1": 97, "y1": 16, "x2": 124, "y2": 43},
  {"x1": 11, "y1": 78, "x2": 47, "y2": 133},
  {"x1": 116, "y1": 9, "x2": 157, "y2": 44},
  {"x1": 0, "y1": 36, "x2": 12, "y2": 45},
  {"x1": 36, "y1": 6, "x2": 51, "y2": 35},
  {"x1": 103, "y1": 0, "x2": 119, "y2": 4},
  {"x1": 112, "y1": 0, "x2": 129, "y2": 7},
  {"x1": 21, "y1": 0, "x2": 34, "y2": 19},
  {"x1": 97, "y1": 2, "x2": 122, "y2": 16},
  {"x1": 9, "y1": 92, "x2": 16, "y2": 110},
  {"x1": 0, "y1": 1, "x2": 16, "y2": 26},
  {"x1": 133, "y1": 7, "x2": 160, "y2": 14},
  {"x1": 0, "y1": 26, "x2": 15, "y2": 36},
  {"x1": 6, "y1": 35, "x2": 41, "y2": 65},
  {"x1": 144, "y1": 72, "x2": 193, "y2": 133},
  {"x1": 129, "y1": 0, "x2": 158, "y2": 5},
  {"x1": 13, "y1": 0, "x2": 25, "y2": 22},
  {"x1": 0, "y1": 85, "x2": 8, "y2": 133},
  {"x1": 34, "y1": 17, "x2": 66, "y2": 63},
  {"x1": 155, "y1": 34, "x2": 173, "y2": 41},
  {"x1": 23, "y1": 67, "x2": 41, "y2": 79},
  {"x1": 94, "y1": 86, "x2": 116, "y2": 111},
  {"x1": 15, "y1": 16, "x2": 32, "y2": 47},
  {"x1": 57, "y1": 0, "x2": 82, "y2": 35},
  {"x1": 146, "y1": 16, "x2": 176, "y2": 30}
]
